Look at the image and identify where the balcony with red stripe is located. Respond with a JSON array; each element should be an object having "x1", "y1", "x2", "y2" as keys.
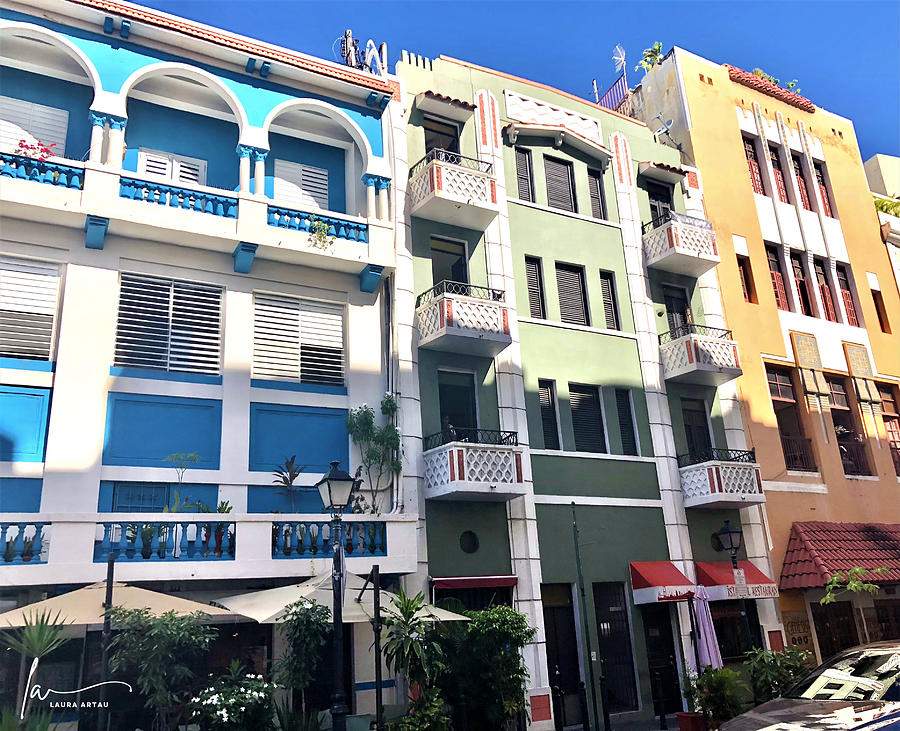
[
  {"x1": 658, "y1": 323, "x2": 742, "y2": 386},
  {"x1": 641, "y1": 209, "x2": 720, "y2": 277}
]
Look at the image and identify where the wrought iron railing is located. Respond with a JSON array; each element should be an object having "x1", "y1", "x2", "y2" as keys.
[
  {"x1": 641, "y1": 209, "x2": 713, "y2": 235},
  {"x1": 891, "y1": 446, "x2": 900, "y2": 477},
  {"x1": 659, "y1": 323, "x2": 732, "y2": 345},
  {"x1": 410, "y1": 148, "x2": 494, "y2": 177},
  {"x1": 423, "y1": 428, "x2": 519, "y2": 451},
  {"x1": 781, "y1": 436, "x2": 817, "y2": 472},
  {"x1": 677, "y1": 448, "x2": 756, "y2": 468},
  {"x1": 839, "y1": 441, "x2": 871, "y2": 476},
  {"x1": 415, "y1": 280, "x2": 506, "y2": 308}
]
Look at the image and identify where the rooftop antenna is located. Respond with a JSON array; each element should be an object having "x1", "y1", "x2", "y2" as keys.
[{"x1": 341, "y1": 29, "x2": 360, "y2": 68}]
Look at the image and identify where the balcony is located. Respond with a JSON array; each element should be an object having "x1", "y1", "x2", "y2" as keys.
[
  {"x1": 677, "y1": 449, "x2": 764, "y2": 509},
  {"x1": 422, "y1": 429, "x2": 525, "y2": 501},
  {"x1": 839, "y1": 441, "x2": 871, "y2": 477},
  {"x1": 780, "y1": 436, "x2": 817, "y2": 472},
  {"x1": 658, "y1": 324, "x2": 742, "y2": 385},
  {"x1": 642, "y1": 211, "x2": 720, "y2": 277},
  {"x1": 415, "y1": 281, "x2": 512, "y2": 356},
  {"x1": 408, "y1": 149, "x2": 499, "y2": 230}
]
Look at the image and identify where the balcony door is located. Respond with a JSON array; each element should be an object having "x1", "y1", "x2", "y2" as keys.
[
  {"x1": 681, "y1": 399, "x2": 712, "y2": 458},
  {"x1": 663, "y1": 285, "x2": 690, "y2": 333},
  {"x1": 424, "y1": 116, "x2": 460, "y2": 154},
  {"x1": 438, "y1": 370, "x2": 477, "y2": 438},
  {"x1": 646, "y1": 181, "x2": 673, "y2": 225},
  {"x1": 431, "y1": 238, "x2": 468, "y2": 286}
]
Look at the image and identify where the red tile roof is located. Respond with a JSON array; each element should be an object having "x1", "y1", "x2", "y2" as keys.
[
  {"x1": 780, "y1": 521, "x2": 900, "y2": 590},
  {"x1": 725, "y1": 65, "x2": 816, "y2": 113},
  {"x1": 420, "y1": 90, "x2": 476, "y2": 111},
  {"x1": 68, "y1": 0, "x2": 399, "y2": 99}
]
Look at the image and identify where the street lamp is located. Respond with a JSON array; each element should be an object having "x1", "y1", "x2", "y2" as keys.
[
  {"x1": 316, "y1": 460, "x2": 357, "y2": 731},
  {"x1": 715, "y1": 520, "x2": 756, "y2": 652}
]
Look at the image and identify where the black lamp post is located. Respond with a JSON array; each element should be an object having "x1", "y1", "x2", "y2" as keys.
[
  {"x1": 316, "y1": 460, "x2": 357, "y2": 731},
  {"x1": 715, "y1": 520, "x2": 756, "y2": 652}
]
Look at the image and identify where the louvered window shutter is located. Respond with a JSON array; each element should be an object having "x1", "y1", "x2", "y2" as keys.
[
  {"x1": 139, "y1": 149, "x2": 207, "y2": 186},
  {"x1": 792, "y1": 156, "x2": 812, "y2": 210},
  {"x1": 253, "y1": 294, "x2": 301, "y2": 381},
  {"x1": 588, "y1": 170, "x2": 606, "y2": 219},
  {"x1": 837, "y1": 266, "x2": 858, "y2": 326},
  {"x1": 569, "y1": 384, "x2": 606, "y2": 453},
  {"x1": 544, "y1": 157, "x2": 575, "y2": 212},
  {"x1": 0, "y1": 95, "x2": 68, "y2": 157},
  {"x1": 114, "y1": 273, "x2": 222, "y2": 375},
  {"x1": 524, "y1": 256, "x2": 546, "y2": 319},
  {"x1": 175, "y1": 157, "x2": 205, "y2": 186},
  {"x1": 744, "y1": 138, "x2": 764, "y2": 195},
  {"x1": 556, "y1": 264, "x2": 588, "y2": 326},
  {"x1": 769, "y1": 148, "x2": 789, "y2": 203},
  {"x1": 615, "y1": 389, "x2": 638, "y2": 456},
  {"x1": 538, "y1": 380, "x2": 560, "y2": 450},
  {"x1": 140, "y1": 150, "x2": 173, "y2": 180},
  {"x1": 515, "y1": 148, "x2": 533, "y2": 202},
  {"x1": 0, "y1": 256, "x2": 61, "y2": 360},
  {"x1": 598, "y1": 271, "x2": 619, "y2": 330},
  {"x1": 274, "y1": 159, "x2": 330, "y2": 210},
  {"x1": 299, "y1": 300, "x2": 344, "y2": 386}
]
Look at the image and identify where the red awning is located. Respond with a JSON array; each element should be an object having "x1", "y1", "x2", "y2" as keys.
[
  {"x1": 695, "y1": 561, "x2": 778, "y2": 601},
  {"x1": 432, "y1": 575, "x2": 518, "y2": 590},
  {"x1": 630, "y1": 561, "x2": 695, "y2": 604}
]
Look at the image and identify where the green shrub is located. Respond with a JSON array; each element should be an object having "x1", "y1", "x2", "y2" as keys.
[
  {"x1": 695, "y1": 667, "x2": 747, "y2": 727},
  {"x1": 387, "y1": 688, "x2": 451, "y2": 731},
  {"x1": 744, "y1": 647, "x2": 814, "y2": 702}
]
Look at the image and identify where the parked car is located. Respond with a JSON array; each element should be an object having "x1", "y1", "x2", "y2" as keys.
[{"x1": 721, "y1": 642, "x2": 900, "y2": 730}]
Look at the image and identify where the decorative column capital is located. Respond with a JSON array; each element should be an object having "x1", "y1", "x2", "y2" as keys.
[
  {"x1": 362, "y1": 174, "x2": 391, "y2": 190},
  {"x1": 237, "y1": 144, "x2": 268, "y2": 161},
  {"x1": 108, "y1": 114, "x2": 127, "y2": 131},
  {"x1": 89, "y1": 111, "x2": 107, "y2": 128},
  {"x1": 361, "y1": 173, "x2": 378, "y2": 188}
]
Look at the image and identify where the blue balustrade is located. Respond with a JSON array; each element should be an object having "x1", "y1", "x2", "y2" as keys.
[
  {"x1": 267, "y1": 206, "x2": 369, "y2": 243},
  {"x1": 119, "y1": 177, "x2": 238, "y2": 218},
  {"x1": 1, "y1": 522, "x2": 48, "y2": 564},
  {"x1": 272, "y1": 520, "x2": 387, "y2": 558},
  {"x1": 0, "y1": 154, "x2": 83, "y2": 190},
  {"x1": 94, "y1": 520, "x2": 235, "y2": 562}
]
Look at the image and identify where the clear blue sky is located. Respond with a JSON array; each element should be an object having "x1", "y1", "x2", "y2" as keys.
[{"x1": 141, "y1": 0, "x2": 899, "y2": 159}]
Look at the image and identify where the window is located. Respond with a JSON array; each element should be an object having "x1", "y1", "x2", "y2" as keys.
[
  {"x1": 711, "y1": 600, "x2": 763, "y2": 661},
  {"x1": 253, "y1": 293, "x2": 345, "y2": 386},
  {"x1": 138, "y1": 148, "x2": 207, "y2": 186},
  {"x1": 615, "y1": 389, "x2": 638, "y2": 456},
  {"x1": 790, "y1": 252, "x2": 814, "y2": 316},
  {"x1": 880, "y1": 385, "x2": 900, "y2": 476},
  {"x1": 538, "y1": 379, "x2": 560, "y2": 450},
  {"x1": 743, "y1": 136, "x2": 764, "y2": 195},
  {"x1": 598, "y1": 271, "x2": 620, "y2": 330},
  {"x1": 813, "y1": 259, "x2": 838, "y2": 322},
  {"x1": 766, "y1": 245, "x2": 789, "y2": 310},
  {"x1": 791, "y1": 154, "x2": 812, "y2": 211},
  {"x1": 767, "y1": 367, "x2": 795, "y2": 401},
  {"x1": 872, "y1": 289, "x2": 892, "y2": 333},
  {"x1": 423, "y1": 117, "x2": 459, "y2": 154},
  {"x1": 114, "y1": 273, "x2": 223, "y2": 375},
  {"x1": 814, "y1": 162, "x2": 834, "y2": 217},
  {"x1": 0, "y1": 95, "x2": 68, "y2": 157},
  {"x1": 827, "y1": 377, "x2": 849, "y2": 409},
  {"x1": 524, "y1": 256, "x2": 546, "y2": 319},
  {"x1": 767, "y1": 365, "x2": 816, "y2": 471},
  {"x1": 736, "y1": 255, "x2": 757, "y2": 303},
  {"x1": 646, "y1": 181, "x2": 673, "y2": 225},
  {"x1": 273, "y1": 159, "x2": 329, "y2": 210},
  {"x1": 0, "y1": 255, "x2": 61, "y2": 361},
  {"x1": 768, "y1": 146, "x2": 789, "y2": 203},
  {"x1": 587, "y1": 169, "x2": 607, "y2": 219},
  {"x1": 515, "y1": 147, "x2": 534, "y2": 202},
  {"x1": 544, "y1": 157, "x2": 576, "y2": 212},
  {"x1": 836, "y1": 265, "x2": 858, "y2": 326},
  {"x1": 431, "y1": 238, "x2": 468, "y2": 285},
  {"x1": 828, "y1": 375, "x2": 869, "y2": 475},
  {"x1": 555, "y1": 263, "x2": 589, "y2": 326},
  {"x1": 113, "y1": 482, "x2": 169, "y2": 512},
  {"x1": 569, "y1": 384, "x2": 606, "y2": 453}
]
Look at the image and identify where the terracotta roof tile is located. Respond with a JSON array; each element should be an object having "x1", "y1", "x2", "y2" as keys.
[
  {"x1": 779, "y1": 521, "x2": 900, "y2": 590},
  {"x1": 725, "y1": 65, "x2": 816, "y2": 113},
  {"x1": 421, "y1": 90, "x2": 476, "y2": 111}
]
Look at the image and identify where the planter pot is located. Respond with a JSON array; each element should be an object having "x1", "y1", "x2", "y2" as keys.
[
  {"x1": 677, "y1": 712, "x2": 706, "y2": 731},
  {"x1": 214, "y1": 530, "x2": 224, "y2": 556}
]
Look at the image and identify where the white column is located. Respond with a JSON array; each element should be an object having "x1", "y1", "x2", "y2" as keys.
[
  {"x1": 239, "y1": 153, "x2": 251, "y2": 194},
  {"x1": 253, "y1": 151, "x2": 267, "y2": 198},
  {"x1": 376, "y1": 181, "x2": 390, "y2": 221},
  {"x1": 365, "y1": 179, "x2": 377, "y2": 219},
  {"x1": 88, "y1": 114, "x2": 105, "y2": 163},
  {"x1": 105, "y1": 118, "x2": 126, "y2": 167}
]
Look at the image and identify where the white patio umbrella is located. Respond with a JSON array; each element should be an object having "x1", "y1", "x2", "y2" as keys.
[
  {"x1": 214, "y1": 572, "x2": 468, "y2": 624},
  {"x1": 694, "y1": 585, "x2": 723, "y2": 670}
]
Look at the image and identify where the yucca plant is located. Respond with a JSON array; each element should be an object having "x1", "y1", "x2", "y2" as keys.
[
  {"x1": 383, "y1": 588, "x2": 445, "y2": 690},
  {"x1": 273, "y1": 456, "x2": 306, "y2": 513}
]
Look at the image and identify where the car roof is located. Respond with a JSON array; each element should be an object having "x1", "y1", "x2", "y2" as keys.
[{"x1": 830, "y1": 641, "x2": 900, "y2": 658}]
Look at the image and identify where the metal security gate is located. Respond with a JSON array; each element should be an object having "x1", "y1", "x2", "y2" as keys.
[{"x1": 593, "y1": 582, "x2": 638, "y2": 712}]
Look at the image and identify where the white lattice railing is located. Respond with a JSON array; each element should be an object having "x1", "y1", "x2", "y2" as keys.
[
  {"x1": 679, "y1": 460, "x2": 764, "y2": 508},
  {"x1": 416, "y1": 294, "x2": 510, "y2": 342},
  {"x1": 642, "y1": 214, "x2": 719, "y2": 272},
  {"x1": 659, "y1": 332, "x2": 741, "y2": 382},
  {"x1": 423, "y1": 442, "x2": 524, "y2": 499},
  {"x1": 409, "y1": 158, "x2": 496, "y2": 210}
]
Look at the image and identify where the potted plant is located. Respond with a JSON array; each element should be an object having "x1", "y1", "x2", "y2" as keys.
[
  {"x1": 695, "y1": 667, "x2": 746, "y2": 729},
  {"x1": 677, "y1": 668, "x2": 706, "y2": 731}
]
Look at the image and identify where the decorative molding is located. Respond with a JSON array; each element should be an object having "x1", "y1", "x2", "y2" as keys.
[
  {"x1": 358, "y1": 264, "x2": 385, "y2": 293},
  {"x1": 232, "y1": 242, "x2": 258, "y2": 274},
  {"x1": 504, "y1": 90, "x2": 603, "y2": 145},
  {"x1": 533, "y1": 494, "x2": 663, "y2": 508}
]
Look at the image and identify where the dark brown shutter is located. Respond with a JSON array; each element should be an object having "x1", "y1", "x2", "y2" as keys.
[
  {"x1": 545, "y1": 157, "x2": 575, "y2": 212},
  {"x1": 615, "y1": 389, "x2": 638, "y2": 456},
  {"x1": 598, "y1": 271, "x2": 619, "y2": 330},
  {"x1": 588, "y1": 170, "x2": 605, "y2": 218},
  {"x1": 525, "y1": 256, "x2": 546, "y2": 319},
  {"x1": 555, "y1": 264, "x2": 588, "y2": 325},
  {"x1": 538, "y1": 380, "x2": 560, "y2": 450},
  {"x1": 515, "y1": 148, "x2": 533, "y2": 202},
  {"x1": 569, "y1": 384, "x2": 606, "y2": 453}
]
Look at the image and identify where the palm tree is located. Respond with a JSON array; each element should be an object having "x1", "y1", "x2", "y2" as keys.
[
  {"x1": 635, "y1": 42, "x2": 663, "y2": 73},
  {"x1": 875, "y1": 197, "x2": 900, "y2": 217}
]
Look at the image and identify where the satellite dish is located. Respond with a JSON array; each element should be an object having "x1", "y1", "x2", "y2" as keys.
[{"x1": 653, "y1": 120, "x2": 674, "y2": 136}]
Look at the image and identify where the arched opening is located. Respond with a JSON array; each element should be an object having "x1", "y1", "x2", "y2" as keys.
[
  {"x1": 264, "y1": 102, "x2": 372, "y2": 216},
  {"x1": 0, "y1": 24, "x2": 100, "y2": 162},
  {"x1": 120, "y1": 65, "x2": 245, "y2": 192}
]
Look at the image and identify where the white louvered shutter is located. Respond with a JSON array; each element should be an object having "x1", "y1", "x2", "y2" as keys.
[
  {"x1": 253, "y1": 293, "x2": 301, "y2": 381},
  {"x1": 274, "y1": 159, "x2": 329, "y2": 210},
  {"x1": 139, "y1": 150, "x2": 173, "y2": 180},
  {"x1": 0, "y1": 95, "x2": 68, "y2": 157},
  {"x1": 299, "y1": 300, "x2": 344, "y2": 386},
  {"x1": 138, "y1": 148, "x2": 206, "y2": 186},
  {"x1": 174, "y1": 156, "x2": 205, "y2": 185},
  {"x1": 0, "y1": 256, "x2": 61, "y2": 360},
  {"x1": 114, "y1": 273, "x2": 222, "y2": 375}
]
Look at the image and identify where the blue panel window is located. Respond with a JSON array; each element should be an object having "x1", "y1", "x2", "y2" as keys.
[
  {"x1": 0, "y1": 385, "x2": 51, "y2": 462},
  {"x1": 113, "y1": 482, "x2": 170, "y2": 512},
  {"x1": 249, "y1": 403, "x2": 348, "y2": 473}
]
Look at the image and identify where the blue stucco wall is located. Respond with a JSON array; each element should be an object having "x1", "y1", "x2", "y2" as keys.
[
  {"x1": 123, "y1": 98, "x2": 239, "y2": 191},
  {"x1": 248, "y1": 485, "x2": 323, "y2": 513},
  {"x1": 0, "y1": 385, "x2": 51, "y2": 462},
  {"x1": 0, "y1": 478, "x2": 42, "y2": 512},
  {"x1": 0, "y1": 66, "x2": 93, "y2": 161},
  {"x1": 97, "y1": 480, "x2": 218, "y2": 512},
  {"x1": 264, "y1": 132, "x2": 347, "y2": 212},
  {"x1": 103, "y1": 393, "x2": 222, "y2": 468},
  {"x1": 249, "y1": 403, "x2": 348, "y2": 473}
]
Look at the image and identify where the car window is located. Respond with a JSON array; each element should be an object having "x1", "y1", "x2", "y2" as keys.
[{"x1": 787, "y1": 649, "x2": 900, "y2": 702}]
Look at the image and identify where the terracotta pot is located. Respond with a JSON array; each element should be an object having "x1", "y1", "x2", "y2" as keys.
[{"x1": 676, "y1": 711, "x2": 706, "y2": 731}]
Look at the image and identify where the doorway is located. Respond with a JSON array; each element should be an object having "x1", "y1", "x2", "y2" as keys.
[
  {"x1": 641, "y1": 604, "x2": 682, "y2": 715},
  {"x1": 593, "y1": 582, "x2": 639, "y2": 713},
  {"x1": 438, "y1": 370, "x2": 477, "y2": 438},
  {"x1": 681, "y1": 399, "x2": 712, "y2": 458},
  {"x1": 646, "y1": 181, "x2": 673, "y2": 225},
  {"x1": 542, "y1": 584, "x2": 585, "y2": 728},
  {"x1": 810, "y1": 601, "x2": 859, "y2": 660},
  {"x1": 431, "y1": 238, "x2": 468, "y2": 286},
  {"x1": 662, "y1": 285, "x2": 691, "y2": 333}
]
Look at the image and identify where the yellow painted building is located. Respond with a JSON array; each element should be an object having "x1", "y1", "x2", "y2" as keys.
[{"x1": 634, "y1": 48, "x2": 900, "y2": 660}]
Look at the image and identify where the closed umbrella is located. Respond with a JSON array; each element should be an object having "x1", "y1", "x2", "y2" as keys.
[{"x1": 694, "y1": 585, "x2": 723, "y2": 670}]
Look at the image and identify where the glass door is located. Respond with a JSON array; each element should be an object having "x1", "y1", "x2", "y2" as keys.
[
  {"x1": 646, "y1": 181, "x2": 673, "y2": 226},
  {"x1": 438, "y1": 370, "x2": 477, "y2": 440},
  {"x1": 431, "y1": 238, "x2": 468, "y2": 286},
  {"x1": 663, "y1": 285, "x2": 690, "y2": 333},
  {"x1": 681, "y1": 399, "x2": 712, "y2": 458}
]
